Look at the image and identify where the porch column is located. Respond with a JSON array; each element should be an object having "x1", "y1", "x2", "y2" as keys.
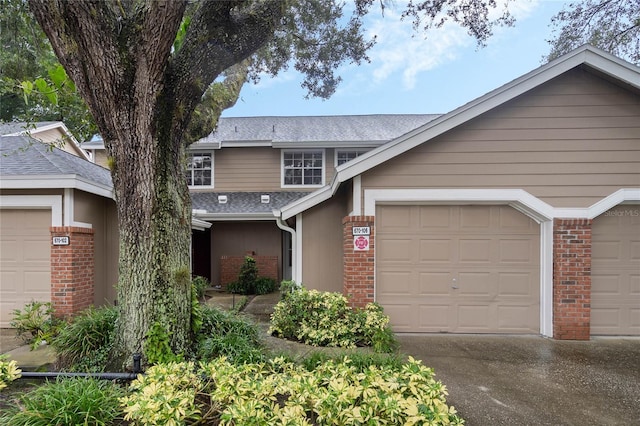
[
  {"x1": 553, "y1": 219, "x2": 592, "y2": 340},
  {"x1": 342, "y1": 216, "x2": 375, "y2": 308},
  {"x1": 50, "y1": 226, "x2": 95, "y2": 318}
]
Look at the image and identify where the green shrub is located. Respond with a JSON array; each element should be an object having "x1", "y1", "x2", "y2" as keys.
[
  {"x1": 121, "y1": 357, "x2": 464, "y2": 425},
  {"x1": 51, "y1": 305, "x2": 117, "y2": 372},
  {"x1": 254, "y1": 276, "x2": 277, "y2": 295},
  {"x1": 0, "y1": 377, "x2": 125, "y2": 426},
  {"x1": 269, "y1": 286, "x2": 398, "y2": 352},
  {"x1": 228, "y1": 256, "x2": 258, "y2": 294},
  {"x1": 0, "y1": 355, "x2": 21, "y2": 391},
  {"x1": 192, "y1": 275, "x2": 210, "y2": 300},
  {"x1": 145, "y1": 322, "x2": 183, "y2": 365},
  {"x1": 10, "y1": 301, "x2": 60, "y2": 349},
  {"x1": 196, "y1": 305, "x2": 264, "y2": 364},
  {"x1": 279, "y1": 279, "x2": 298, "y2": 300}
]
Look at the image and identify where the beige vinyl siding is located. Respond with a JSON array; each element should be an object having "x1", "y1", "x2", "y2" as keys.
[
  {"x1": 34, "y1": 127, "x2": 85, "y2": 158},
  {"x1": 362, "y1": 68, "x2": 640, "y2": 208},
  {"x1": 301, "y1": 191, "x2": 349, "y2": 293},
  {"x1": 212, "y1": 147, "x2": 281, "y2": 191},
  {"x1": 74, "y1": 190, "x2": 119, "y2": 305}
]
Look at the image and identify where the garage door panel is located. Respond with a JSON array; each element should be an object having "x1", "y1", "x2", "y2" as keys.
[
  {"x1": 419, "y1": 272, "x2": 451, "y2": 296},
  {"x1": 377, "y1": 271, "x2": 412, "y2": 295},
  {"x1": 592, "y1": 206, "x2": 640, "y2": 335},
  {"x1": 459, "y1": 239, "x2": 492, "y2": 263},
  {"x1": 0, "y1": 209, "x2": 51, "y2": 327},
  {"x1": 377, "y1": 205, "x2": 414, "y2": 229},
  {"x1": 419, "y1": 239, "x2": 451, "y2": 262},
  {"x1": 377, "y1": 205, "x2": 540, "y2": 334},
  {"x1": 499, "y1": 239, "x2": 536, "y2": 263},
  {"x1": 377, "y1": 238, "x2": 413, "y2": 262}
]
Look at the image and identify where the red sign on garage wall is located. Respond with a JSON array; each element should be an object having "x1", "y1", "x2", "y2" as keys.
[{"x1": 354, "y1": 235, "x2": 369, "y2": 251}]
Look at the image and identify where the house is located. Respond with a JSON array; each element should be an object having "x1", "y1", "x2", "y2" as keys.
[
  {"x1": 0, "y1": 131, "x2": 119, "y2": 327},
  {"x1": 0, "y1": 121, "x2": 90, "y2": 161},
  {"x1": 2, "y1": 45, "x2": 638, "y2": 339}
]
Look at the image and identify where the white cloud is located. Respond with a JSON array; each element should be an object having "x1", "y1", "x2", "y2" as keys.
[{"x1": 364, "y1": 0, "x2": 541, "y2": 90}]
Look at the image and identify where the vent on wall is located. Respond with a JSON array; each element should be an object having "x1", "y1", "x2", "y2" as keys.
[
  {"x1": 261, "y1": 194, "x2": 270, "y2": 204},
  {"x1": 218, "y1": 195, "x2": 228, "y2": 204}
]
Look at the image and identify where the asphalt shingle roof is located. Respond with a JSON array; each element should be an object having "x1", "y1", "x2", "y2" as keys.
[
  {"x1": 191, "y1": 191, "x2": 309, "y2": 215},
  {"x1": 0, "y1": 121, "x2": 60, "y2": 136},
  {"x1": 0, "y1": 135, "x2": 112, "y2": 188},
  {"x1": 194, "y1": 114, "x2": 440, "y2": 145}
]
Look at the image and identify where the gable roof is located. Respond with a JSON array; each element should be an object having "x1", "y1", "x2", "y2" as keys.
[
  {"x1": 192, "y1": 114, "x2": 440, "y2": 148},
  {"x1": 277, "y1": 45, "x2": 640, "y2": 220},
  {"x1": 0, "y1": 121, "x2": 90, "y2": 161},
  {"x1": 0, "y1": 135, "x2": 113, "y2": 198}
]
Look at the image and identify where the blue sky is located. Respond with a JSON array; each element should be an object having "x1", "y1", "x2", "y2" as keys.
[{"x1": 223, "y1": 0, "x2": 569, "y2": 118}]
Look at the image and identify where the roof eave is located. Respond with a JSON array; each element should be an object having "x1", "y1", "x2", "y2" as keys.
[{"x1": 0, "y1": 174, "x2": 114, "y2": 199}]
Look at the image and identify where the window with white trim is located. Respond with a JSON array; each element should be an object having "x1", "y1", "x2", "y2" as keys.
[
  {"x1": 186, "y1": 152, "x2": 213, "y2": 187},
  {"x1": 282, "y1": 150, "x2": 324, "y2": 187},
  {"x1": 336, "y1": 149, "x2": 367, "y2": 166}
]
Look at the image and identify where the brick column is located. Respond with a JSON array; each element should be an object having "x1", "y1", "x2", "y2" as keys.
[
  {"x1": 553, "y1": 219, "x2": 592, "y2": 340},
  {"x1": 50, "y1": 227, "x2": 95, "y2": 318},
  {"x1": 343, "y1": 216, "x2": 375, "y2": 308}
]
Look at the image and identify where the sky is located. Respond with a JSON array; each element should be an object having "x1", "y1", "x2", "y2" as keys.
[{"x1": 222, "y1": 0, "x2": 570, "y2": 118}]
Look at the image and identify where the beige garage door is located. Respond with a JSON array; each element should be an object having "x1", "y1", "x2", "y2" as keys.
[
  {"x1": 377, "y1": 205, "x2": 540, "y2": 334},
  {"x1": 0, "y1": 210, "x2": 51, "y2": 327},
  {"x1": 591, "y1": 206, "x2": 640, "y2": 335}
]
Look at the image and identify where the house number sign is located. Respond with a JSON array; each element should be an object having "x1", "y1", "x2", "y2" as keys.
[
  {"x1": 352, "y1": 226, "x2": 370, "y2": 236},
  {"x1": 52, "y1": 236, "x2": 70, "y2": 246}
]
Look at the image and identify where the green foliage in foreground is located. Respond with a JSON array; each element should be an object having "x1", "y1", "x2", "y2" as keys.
[
  {"x1": 0, "y1": 356, "x2": 21, "y2": 391},
  {"x1": 121, "y1": 356, "x2": 464, "y2": 425},
  {"x1": 10, "y1": 301, "x2": 60, "y2": 350},
  {"x1": 0, "y1": 377, "x2": 125, "y2": 426},
  {"x1": 270, "y1": 286, "x2": 398, "y2": 352}
]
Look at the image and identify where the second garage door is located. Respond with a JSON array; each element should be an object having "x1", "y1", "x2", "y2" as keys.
[
  {"x1": 377, "y1": 205, "x2": 540, "y2": 334},
  {"x1": 0, "y1": 209, "x2": 51, "y2": 327}
]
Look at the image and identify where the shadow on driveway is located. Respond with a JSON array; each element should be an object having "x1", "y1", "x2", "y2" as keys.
[{"x1": 398, "y1": 334, "x2": 640, "y2": 425}]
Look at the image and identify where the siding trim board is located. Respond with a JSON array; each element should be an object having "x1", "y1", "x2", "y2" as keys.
[{"x1": 0, "y1": 195, "x2": 63, "y2": 226}]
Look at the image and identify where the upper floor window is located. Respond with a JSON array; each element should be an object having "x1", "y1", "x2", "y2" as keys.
[
  {"x1": 282, "y1": 150, "x2": 324, "y2": 187},
  {"x1": 186, "y1": 152, "x2": 213, "y2": 187},
  {"x1": 336, "y1": 149, "x2": 367, "y2": 166}
]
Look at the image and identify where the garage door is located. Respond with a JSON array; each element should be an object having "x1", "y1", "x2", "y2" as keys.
[
  {"x1": 0, "y1": 210, "x2": 51, "y2": 327},
  {"x1": 591, "y1": 206, "x2": 640, "y2": 335},
  {"x1": 377, "y1": 205, "x2": 540, "y2": 334}
]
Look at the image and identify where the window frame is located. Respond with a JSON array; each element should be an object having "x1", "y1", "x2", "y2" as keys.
[
  {"x1": 281, "y1": 149, "x2": 325, "y2": 188},
  {"x1": 335, "y1": 149, "x2": 368, "y2": 167},
  {"x1": 186, "y1": 151, "x2": 214, "y2": 189}
]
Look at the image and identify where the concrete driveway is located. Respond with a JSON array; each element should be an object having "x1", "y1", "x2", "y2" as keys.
[{"x1": 398, "y1": 335, "x2": 640, "y2": 425}]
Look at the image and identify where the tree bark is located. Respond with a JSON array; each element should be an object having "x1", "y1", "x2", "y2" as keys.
[{"x1": 29, "y1": 0, "x2": 283, "y2": 366}]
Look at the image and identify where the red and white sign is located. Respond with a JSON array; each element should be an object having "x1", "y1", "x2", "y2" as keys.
[{"x1": 354, "y1": 236, "x2": 369, "y2": 251}]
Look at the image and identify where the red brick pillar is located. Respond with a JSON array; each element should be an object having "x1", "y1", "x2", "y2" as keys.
[
  {"x1": 343, "y1": 216, "x2": 375, "y2": 308},
  {"x1": 50, "y1": 227, "x2": 95, "y2": 318},
  {"x1": 553, "y1": 219, "x2": 592, "y2": 340}
]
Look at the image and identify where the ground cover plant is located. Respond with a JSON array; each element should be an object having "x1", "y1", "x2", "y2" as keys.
[
  {"x1": 10, "y1": 301, "x2": 60, "y2": 350},
  {"x1": 269, "y1": 286, "x2": 398, "y2": 353},
  {"x1": 121, "y1": 356, "x2": 464, "y2": 425}
]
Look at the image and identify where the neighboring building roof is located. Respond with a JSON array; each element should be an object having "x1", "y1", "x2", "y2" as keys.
[
  {"x1": 0, "y1": 121, "x2": 61, "y2": 135},
  {"x1": 80, "y1": 133, "x2": 106, "y2": 150},
  {"x1": 0, "y1": 135, "x2": 113, "y2": 198},
  {"x1": 277, "y1": 45, "x2": 640, "y2": 220},
  {"x1": 192, "y1": 114, "x2": 441, "y2": 148},
  {"x1": 191, "y1": 191, "x2": 309, "y2": 219}
]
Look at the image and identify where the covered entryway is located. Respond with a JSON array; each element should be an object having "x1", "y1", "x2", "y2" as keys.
[
  {"x1": 591, "y1": 205, "x2": 640, "y2": 335},
  {"x1": 376, "y1": 205, "x2": 540, "y2": 333},
  {"x1": 0, "y1": 209, "x2": 51, "y2": 327}
]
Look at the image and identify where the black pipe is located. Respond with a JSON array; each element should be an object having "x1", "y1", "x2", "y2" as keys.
[{"x1": 19, "y1": 371, "x2": 138, "y2": 381}]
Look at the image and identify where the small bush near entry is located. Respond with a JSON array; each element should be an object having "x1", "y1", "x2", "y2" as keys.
[
  {"x1": 197, "y1": 304, "x2": 265, "y2": 364},
  {"x1": 254, "y1": 276, "x2": 278, "y2": 295},
  {"x1": 52, "y1": 305, "x2": 117, "y2": 372},
  {"x1": 10, "y1": 301, "x2": 60, "y2": 350},
  {"x1": 0, "y1": 377, "x2": 125, "y2": 426},
  {"x1": 269, "y1": 286, "x2": 398, "y2": 352},
  {"x1": 121, "y1": 356, "x2": 464, "y2": 425}
]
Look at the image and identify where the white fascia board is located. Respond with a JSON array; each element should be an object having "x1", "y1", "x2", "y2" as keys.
[
  {"x1": 279, "y1": 186, "x2": 333, "y2": 220},
  {"x1": 0, "y1": 175, "x2": 114, "y2": 199},
  {"x1": 188, "y1": 141, "x2": 220, "y2": 150},
  {"x1": 195, "y1": 212, "x2": 276, "y2": 221},
  {"x1": 0, "y1": 194, "x2": 63, "y2": 226},
  {"x1": 191, "y1": 218, "x2": 212, "y2": 231},
  {"x1": 272, "y1": 141, "x2": 381, "y2": 149},
  {"x1": 220, "y1": 140, "x2": 272, "y2": 148},
  {"x1": 554, "y1": 188, "x2": 640, "y2": 219},
  {"x1": 336, "y1": 46, "x2": 640, "y2": 184},
  {"x1": 364, "y1": 188, "x2": 555, "y2": 222}
]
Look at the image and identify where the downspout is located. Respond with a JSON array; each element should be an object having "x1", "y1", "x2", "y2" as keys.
[{"x1": 273, "y1": 209, "x2": 297, "y2": 283}]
